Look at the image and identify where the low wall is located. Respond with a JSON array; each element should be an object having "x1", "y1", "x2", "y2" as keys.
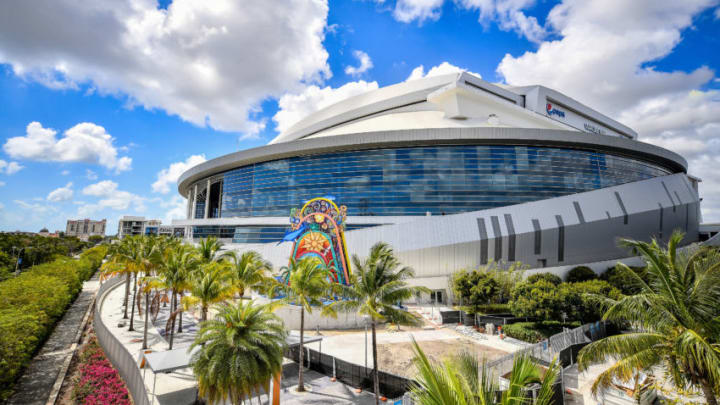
[
  {"x1": 94, "y1": 277, "x2": 152, "y2": 405},
  {"x1": 274, "y1": 304, "x2": 367, "y2": 330}
]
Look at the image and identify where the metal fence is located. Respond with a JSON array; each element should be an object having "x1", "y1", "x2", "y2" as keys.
[
  {"x1": 487, "y1": 321, "x2": 607, "y2": 378},
  {"x1": 94, "y1": 276, "x2": 152, "y2": 405},
  {"x1": 285, "y1": 345, "x2": 414, "y2": 399}
]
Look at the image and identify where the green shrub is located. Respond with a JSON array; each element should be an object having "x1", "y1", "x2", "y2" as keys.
[
  {"x1": 568, "y1": 279, "x2": 622, "y2": 323},
  {"x1": 474, "y1": 303, "x2": 512, "y2": 314},
  {"x1": 502, "y1": 321, "x2": 580, "y2": 343},
  {"x1": 0, "y1": 275, "x2": 71, "y2": 323},
  {"x1": 0, "y1": 245, "x2": 107, "y2": 399},
  {"x1": 565, "y1": 266, "x2": 597, "y2": 283},
  {"x1": 600, "y1": 264, "x2": 647, "y2": 295},
  {"x1": 526, "y1": 272, "x2": 562, "y2": 285},
  {"x1": 510, "y1": 279, "x2": 570, "y2": 320},
  {"x1": 0, "y1": 308, "x2": 47, "y2": 401},
  {"x1": 452, "y1": 270, "x2": 499, "y2": 313}
]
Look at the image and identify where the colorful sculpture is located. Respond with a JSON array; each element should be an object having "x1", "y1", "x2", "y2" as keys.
[{"x1": 283, "y1": 197, "x2": 352, "y2": 285}]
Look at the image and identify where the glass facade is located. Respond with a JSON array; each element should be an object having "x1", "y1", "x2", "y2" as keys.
[
  {"x1": 201, "y1": 145, "x2": 671, "y2": 218},
  {"x1": 192, "y1": 224, "x2": 380, "y2": 243}
]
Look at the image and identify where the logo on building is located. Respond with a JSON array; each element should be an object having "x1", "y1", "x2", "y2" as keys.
[{"x1": 546, "y1": 103, "x2": 566, "y2": 118}]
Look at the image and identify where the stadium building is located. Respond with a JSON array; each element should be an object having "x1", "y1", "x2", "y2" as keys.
[{"x1": 173, "y1": 73, "x2": 701, "y2": 302}]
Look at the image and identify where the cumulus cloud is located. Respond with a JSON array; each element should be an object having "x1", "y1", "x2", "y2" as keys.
[
  {"x1": 79, "y1": 180, "x2": 145, "y2": 216},
  {"x1": 393, "y1": 0, "x2": 445, "y2": 23},
  {"x1": 85, "y1": 169, "x2": 98, "y2": 180},
  {"x1": 0, "y1": 181, "x2": 5, "y2": 187},
  {"x1": 152, "y1": 155, "x2": 207, "y2": 194},
  {"x1": 345, "y1": 50, "x2": 374, "y2": 76},
  {"x1": 496, "y1": 0, "x2": 720, "y2": 220},
  {"x1": 4, "y1": 122, "x2": 132, "y2": 173},
  {"x1": 14, "y1": 200, "x2": 58, "y2": 216},
  {"x1": 47, "y1": 182, "x2": 74, "y2": 202},
  {"x1": 456, "y1": 0, "x2": 546, "y2": 43},
  {"x1": 0, "y1": 0, "x2": 330, "y2": 136},
  {"x1": 61, "y1": 170, "x2": 70, "y2": 176},
  {"x1": 406, "y1": 61, "x2": 481, "y2": 81},
  {"x1": 0, "y1": 159, "x2": 24, "y2": 175},
  {"x1": 273, "y1": 80, "x2": 379, "y2": 134},
  {"x1": 388, "y1": 0, "x2": 545, "y2": 42},
  {"x1": 157, "y1": 195, "x2": 188, "y2": 223}
]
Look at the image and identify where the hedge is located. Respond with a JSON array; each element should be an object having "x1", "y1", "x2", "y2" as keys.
[
  {"x1": 565, "y1": 266, "x2": 597, "y2": 283},
  {"x1": 503, "y1": 321, "x2": 580, "y2": 343},
  {"x1": 0, "y1": 245, "x2": 107, "y2": 401}
]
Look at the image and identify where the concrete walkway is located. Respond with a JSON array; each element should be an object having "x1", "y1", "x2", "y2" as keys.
[{"x1": 7, "y1": 275, "x2": 100, "y2": 405}]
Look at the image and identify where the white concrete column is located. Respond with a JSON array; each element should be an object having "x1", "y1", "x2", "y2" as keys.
[
  {"x1": 186, "y1": 190, "x2": 192, "y2": 219},
  {"x1": 191, "y1": 184, "x2": 198, "y2": 219},
  {"x1": 204, "y1": 179, "x2": 211, "y2": 219}
]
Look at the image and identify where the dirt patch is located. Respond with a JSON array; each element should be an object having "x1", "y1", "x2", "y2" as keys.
[{"x1": 377, "y1": 338, "x2": 508, "y2": 379}]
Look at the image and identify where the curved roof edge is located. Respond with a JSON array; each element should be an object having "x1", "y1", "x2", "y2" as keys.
[
  {"x1": 178, "y1": 127, "x2": 687, "y2": 196},
  {"x1": 270, "y1": 72, "x2": 638, "y2": 144}
]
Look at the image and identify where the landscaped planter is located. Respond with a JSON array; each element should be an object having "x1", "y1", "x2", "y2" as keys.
[{"x1": 71, "y1": 333, "x2": 131, "y2": 405}]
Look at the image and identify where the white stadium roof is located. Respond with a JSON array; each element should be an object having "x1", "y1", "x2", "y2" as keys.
[{"x1": 270, "y1": 72, "x2": 637, "y2": 145}]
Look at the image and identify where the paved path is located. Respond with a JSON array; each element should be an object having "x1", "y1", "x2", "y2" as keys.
[{"x1": 7, "y1": 275, "x2": 100, "y2": 405}]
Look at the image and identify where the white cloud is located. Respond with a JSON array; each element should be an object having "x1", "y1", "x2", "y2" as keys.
[
  {"x1": 0, "y1": 159, "x2": 24, "y2": 175},
  {"x1": 345, "y1": 50, "x2": 374, "y2": 76},
  {"x1": 157, "y1": 195, "x2": 188, "y2": 223},
  {"x1": 273, "y1": 80, "x2": 379, "y2": 134},
  {"x1": 388, "y1": 0, "x2": 546, "y2": 42},
  {"x1": 4, "y1": 122, "x2": 132, "y2": 173},
  {"x1": 393, "y1": 0, "x2": 444, "y2": 23},
  {"x1": 496, "y1": 0, "x2": 720, "y2": 220},
  {"x1": 82, "y1": 180, "x2": 120, "y2": 196},
  {"x1": 14, "y1": 199, "x2": 58, "y2": 216},
  {"x1": 85, "y1": 169, "x2": 98, "y2": 180},
  {"x1": 61, "y1": 170, "x2": 70, "y2": 176},
  {"x1": 152, "y1": 155, "x2": 207, "y2": 194},
  {"x1": 406, "y1": 61, "x2": 481, "y2": 81},
  {"x1": 47, "y1": 182, "x2": 74, "y2": 202},
  {"x1": 79, "y1": 180, "x2": 145, "y2": 216},
  {"x1": 0, "y1": 0, "x2": 331, "y2": 135},
  {"x1": 0, "y1": 181, "x2": 5, "y2": 187},
  {"x1": 456, "y1": 0, "x2": 547, "y2": 43}
]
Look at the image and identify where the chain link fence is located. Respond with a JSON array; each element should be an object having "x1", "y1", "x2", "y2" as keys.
[
  {"x1": 285, "y1": 345, "x2": 413, "y2": 399},
  {"x1": 94, "y1": 276, "x2": 152, "y2": 405}
]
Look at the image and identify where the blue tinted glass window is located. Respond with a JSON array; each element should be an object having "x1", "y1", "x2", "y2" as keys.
[{"x1": 203, "y1": 145, "x2": 672, "y2": 218}]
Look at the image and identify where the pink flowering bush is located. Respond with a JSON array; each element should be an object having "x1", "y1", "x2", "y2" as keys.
[{"x1": 71, "y1": 334, "x2": 131, "y2": 405}]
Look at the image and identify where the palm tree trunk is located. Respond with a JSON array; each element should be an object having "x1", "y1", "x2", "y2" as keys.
[
  {"x1": 177, "y1": 291, "x2": 184, "y2": 333},
  {"x1": 142, "y1": 290, "x2": 150, "y2": 349},
  {"x1": 129, "y1": 273, "x2": 137, "y2": 331},
  {"x1": 371, "y1": 320, "x2": 380, "y2": 405},
  {"x1": 169, "y1": 292, "x2": 176, "y2": 350},
  {"x1": 123, "y1": 273, "x2": 131, "y2": 319},
  {"x1": 701, "y1": 381, "x2": 718, "y2": 405},
  {"x1": 202, "y1": 305, "x2": 208, "y2": 322},
  {"x1": 298, "y1": 306, "x2": 305, "y2": 392}
]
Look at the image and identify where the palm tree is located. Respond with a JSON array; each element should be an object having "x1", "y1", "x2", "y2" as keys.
[
  {"x1": 224, "y1": 250, "x2": 273, "y2": 298},
  {"x1": 577, "y1": 231, "x2": 720, "y2": 404},
  {"x1": 334, "y1": 242, "x2": 429, "y2": 405},
  {"x1": 100, "y1": 238, "x2": 134, "y2": 319},
  {"x1": 148, "y1": 243, "x2": 197, "y2": 349},
  {"x1": 182, "y1": 262, "x2": 234, "y2": 322},
  {"x1": 411, "y1": 338, "x2": 560, "y2": 405},
  {"x1": 280, "y1": 257, "x2": 337, "y2": 392},
  {"x1": 190, "y1": 300, "x2": 287, "y2": 405},
  {"x1": 196, "y1": 236, "x2": 223, "y2": 264},
  {"x1": 137, "y1": 236, "x2": 163, "y2": 350}
]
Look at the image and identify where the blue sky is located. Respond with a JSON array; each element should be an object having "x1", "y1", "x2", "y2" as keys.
[{"x1": 0, "y1": 0, "x2": 719, "y2": 234}]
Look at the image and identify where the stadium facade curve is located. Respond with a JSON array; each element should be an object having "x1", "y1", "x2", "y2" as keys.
[{"x1": 172, "y1": 72, "x2": 701, "y2": 302}]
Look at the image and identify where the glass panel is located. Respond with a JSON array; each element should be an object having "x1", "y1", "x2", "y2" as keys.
[{"x1": 208, "y1": 145, "x2": 673, "y2": 218}]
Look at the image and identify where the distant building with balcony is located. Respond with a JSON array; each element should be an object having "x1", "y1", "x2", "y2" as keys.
[
  {"x1": 66, "y1": 218, "x2": 106, "y2": 241},
  {"x1": 117, "y1": 216, "x2": 184, "y2": 239}
]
